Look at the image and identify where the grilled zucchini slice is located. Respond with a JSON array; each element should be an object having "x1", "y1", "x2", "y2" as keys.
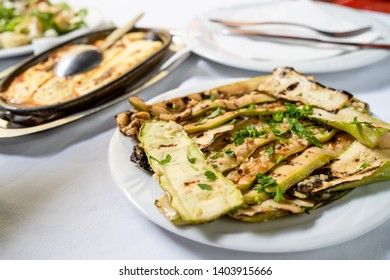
[{"x1": 139, "y1": 120, "x2": 243, "y2": 224}]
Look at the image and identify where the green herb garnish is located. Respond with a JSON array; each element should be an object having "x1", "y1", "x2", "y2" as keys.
[
  {"x1": 225, "y1": 149, "x2": 234, "y2": 158},
  {"x1": 253, "y1": 173, "x2": 284, "y2": 202},
  {"x1": 187, "y1": 155, "x2": 197, "y2": 164},
  {"x1": 204, "y1": 170, "x2": 217, "y2": 181},
  {"x1": 351, "y1": 117, "x2": 372, "y2": 126},
  {"x1": 287, "y1": 113, "x2": 320, "y2": 147},
  {"x1": 150, "y1": 154, "x2": 171, "y2": 165},
  {"x1": 198, "y1": 183, "x2": 212, "y2": 190},
  {"x1": 359, "y1": 162, "x2": 371, "y2": 170},
  {"x1": 265, "y1": 147, "x2": 274, "y2": 159},
  {"x1": 232, "y1": 125, "x2": 266, "y2": 146},
  {"x1": 274, "y1": 185, "x2": 284, "y2": 202},
  {"x1": 210, "y1": 152, "x2": 224, "y2": 159},
  {"x1": 272, "y1": 110, "x2": 284, "y2": 122},
  {"x1": 253, "y1": 173, "x2": 278, "y2": 191},
  {"x1": 247, "y1": 104, "x2": 256, "y2": 110},
  {"x1": 210, "y1": 93, "x2": 216, "y2": 102},
  {"x1": 207, "y1": 107, "x2": 221, "y2": 119},
  {"x1": 227, "y1": 119, "x2": 237, "y2": 125}
]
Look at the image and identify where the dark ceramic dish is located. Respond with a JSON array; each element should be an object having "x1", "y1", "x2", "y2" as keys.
[{"x1": 0, "y1": 27, "x2": 172, "y2": 126}]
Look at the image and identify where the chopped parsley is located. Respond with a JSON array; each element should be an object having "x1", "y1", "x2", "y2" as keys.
[
  {"x1": 227, "y1": 118, "x2": 237, "y2": 125},
  {"x1": 274, "y1": 135, "x2": 290, "y2": 143},
  {"x1": 272, "y1": 110, "x2": 284, "y2": 122},
  {"x1": 207, "y1": 107, "x2": 221, "y2": 119},
  {"x1": 190, "y1": 165, "x2": 199, "y2": 171},
  {"x1": 265, "y1": 147, "x2": 274, "y2": 159},
  {"x1": 150, "y1": 154, "x2": 171, "y2": 165},
  {"x1": 247, "y1": 104, "x2": 257, "y2": 110},
  {"x1": 187, "y1": 155, "x2": 197, "y2": 164},
  {"x1": 211, "y1": 164, "x2": 219, "y2": 169},
  {"x1": 210, "y1": 93, "x2": 216, "y2": 102},
  {"x1": 198, "y1": 183, "x2": 212, "y2": 190},
  {"x1": 232, "y1": 125, "x2": 266, "y2": 146},
  {"x1": 253, "y1": 173, "x2": 284, "y2": 202},
  {"x1": 253, "y1": 173, "x2": 278, "y2": 192},
  {"x1": 210, "y1": 152, "x2": 224, "y2": 159},
  {"x1": 269, "y1": 103, "x2": 320, "y2": 147},
  {"x1": 288, "y1": 117, "x2": 321, "y2": 147},
  {"x1": 359, "y1": 162, "x2": 371, "y2": 170},
  {"x1": 270, "y1": 127, "x2": 284, "y2": 136},
  {"x1": 351, "y1": 117, "x2": 372, "y2": 126},
  {"x1": 285, "y1": 102, "x2": 313, "y2": 118},
  {"x1": 274, "y1": 185, "x2": 284, "y2": 202},
  {"x1": 204, "y1": 170, "x2": 217, "y2": 181},
  {"x1": 225, "y1": 149, "x2": 234, "y2": 158}
]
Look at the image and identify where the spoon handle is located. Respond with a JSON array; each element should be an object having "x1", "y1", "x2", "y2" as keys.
[{"x1": 99, "y1": 12, "x2": 145, "y2": 51}]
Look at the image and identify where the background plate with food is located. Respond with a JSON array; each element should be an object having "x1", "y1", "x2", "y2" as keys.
[{"x1": 0, "y1": 0, "x2": 104, "y2": 58}]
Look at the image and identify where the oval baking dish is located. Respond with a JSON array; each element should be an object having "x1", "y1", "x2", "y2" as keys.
[{"x1": 0, "y1": 27, "x2": 172, "y2": 126}]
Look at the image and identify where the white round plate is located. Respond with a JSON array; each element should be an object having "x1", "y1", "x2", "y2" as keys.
[
  {"x1": 0, "y1": 7, "x2": 103, "y2": 59},
  {"x1": 108, "y1": 79, "x2": 390, "y2": 253},
  {"x1": 184, "y1": 1, "x2": 390, "y2": 73}
]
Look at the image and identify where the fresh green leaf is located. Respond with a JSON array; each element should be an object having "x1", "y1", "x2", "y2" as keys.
[
  {"x1": 247, "y1": 104, "x2": 256, "y2": 110},
  {"x1": 190, "y1": 165, "x2": 199, "y2": 171},
  {"x1": 351, "y1": 117, "x2": 372, "y2": 126},
  {"x1": 287, "y1": 117, "x2": 320, "y2": 147},
  {"x1": 276, "y1": 155, "x2": 283, "y2": 165},
  {"x1": 207, "y1": 107, "x2": 221, "y2": 119},
  {"x1": 227, "y1": 119, "x2": 237, "y2": 125},
  {"x1": 77, "y1": 8, "x2": 88, "y2": 18},
  {"x1": 274, "y1": 185, "x2": 284, "y2": 202},
  {"x1": 272, "y1": 110, "x2": 284, "y2": 122},
  {"x1": 198, "y1": 183, "x2": 212, "y2": 191},
  {"x1": 359, "y1": 162, "x2": 370, "y2": 170},
  {"x1": 232, "y1": 125, "x2": 267, "y2": 146},
  {"x1": 224, "y1": 149, "x2": 234, "y2": 158},
  {"x1": 254, "y1": 173, "x2": 284, "y2": 201},
  {"x1": 187, "y1": 155, "x2": 197, "y2": 164},
  {"x1": 265, "y1": 147, "x2": 274, "y2": 159},
  {"x1": 210, "y1": 152, "x2": 224, "y2": 159},
  {"x1": 204, "y1": 170, "x2": 217, "y2": 182},
  {"x1": 232, "y1": 133, "x2": 245, "y2": 146},
  {"x1": 150, "y1": 154, "x2": 171, "y2": 165},
  {"x1": 254, "y1": 173, "x2": 278, "y2": 191},
  {"x1": 274, "y1": 135, "x2": 290, "y2": 143}
]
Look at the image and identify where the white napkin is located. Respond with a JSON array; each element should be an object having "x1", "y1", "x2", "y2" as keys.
[{"x1": 205, "y1": 0, "x2": 380, "y2": 61}]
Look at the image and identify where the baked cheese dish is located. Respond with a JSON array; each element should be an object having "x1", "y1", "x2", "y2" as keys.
[{"x1": 1, "y1": 31, "x2": 163, "y2": 107}]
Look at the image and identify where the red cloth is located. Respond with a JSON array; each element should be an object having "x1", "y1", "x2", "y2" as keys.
[{"x1": 318, "y1": 0, "x2": 390, "y2": 13}]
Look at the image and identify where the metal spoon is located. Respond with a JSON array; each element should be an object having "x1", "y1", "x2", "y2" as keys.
[{"x1": 54, "y1": 12, "x2": 144, "y2": 77}]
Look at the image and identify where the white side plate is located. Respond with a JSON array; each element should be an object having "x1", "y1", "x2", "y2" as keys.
[{"x1": 184, "y1": 1, "x2": 390, "y2": 73}]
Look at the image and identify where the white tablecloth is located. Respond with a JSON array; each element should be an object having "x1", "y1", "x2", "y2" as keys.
[{"x1": 1, "y1": 0, "x2": 390, "y2": 260}]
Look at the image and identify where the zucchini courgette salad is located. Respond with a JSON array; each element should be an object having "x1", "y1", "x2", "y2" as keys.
[{"x1": 116, "y1": 67, "x2": 390, "y2": 225}]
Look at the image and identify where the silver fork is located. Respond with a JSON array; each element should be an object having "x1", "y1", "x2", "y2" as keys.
[{"x1": 209, "y1": 18, "x2": 372, "y2": 38}]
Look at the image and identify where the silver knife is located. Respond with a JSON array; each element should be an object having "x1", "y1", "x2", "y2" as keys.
[
  {"x1": 0, "y1": 32, "x2": 191, "y2": 138},
  {"x1": 224, "y1": 28, "x2": 390, "y2": 50}
]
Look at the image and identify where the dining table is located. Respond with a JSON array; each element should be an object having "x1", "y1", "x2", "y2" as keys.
[{"x1": 1, "y1": 0, "x2": 390, "y2": 260}]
